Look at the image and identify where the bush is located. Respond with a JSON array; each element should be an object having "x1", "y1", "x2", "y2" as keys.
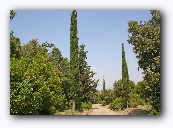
[
  {"x1": 129, "y1": 93, "x2": 145, "y2": 108},
  {"x1": 101, "y1": 100, "x2": 106, "y2": 106},
  {"x1": 105, "y1": 96, "x2": 113, "y2": 105},
  {"x1": 81, "y1": 102, "x2": 92, "y2": 110},
  {"x1": 109, "y1": 97, "x2": 125, "y2": 111}
]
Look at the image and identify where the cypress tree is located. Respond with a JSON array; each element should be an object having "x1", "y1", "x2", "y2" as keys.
[
  {"x1": 69, "y1": 10, "x2": 80, "y2": 110},
  {"x1": 103, "y1": 76, "x2": 105, "y2": 98},
  {"x1": 122, "y1": 43, "x2": 130, "y2": 108}
]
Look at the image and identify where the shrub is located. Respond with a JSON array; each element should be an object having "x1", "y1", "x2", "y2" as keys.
[
  {"x1": 105, "y1": 96, "x2": 112, "y2": 105},
  {"x1": 129, "y1": 93, "x2": 145, "y2": 108},
  {"x1": 109, "y1": 97, "x2": 125, "y2": 111},
  {"x1": 101, "y1": 100, "x2": 106, "y2": 106},
  {"x1": 81, "y1": 102, "x2": 92, "y2": 110}
]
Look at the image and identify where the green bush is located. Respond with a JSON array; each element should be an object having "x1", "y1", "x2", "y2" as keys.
[
  {"x1": 129, "y1": 93, "x2": 145, "y2": 108},
  {"x1": 109, "y1": 97, "x2": 125, "y2": 111},
  {"x1": 101, "y1": 100, "x2": 106, "y2": 106},
  {"x1": 105, "y1": 96, "x2": 112, "y2": 105},
  {"x1": 81, "y1": 102, "x2": 92, "y2": 110}
]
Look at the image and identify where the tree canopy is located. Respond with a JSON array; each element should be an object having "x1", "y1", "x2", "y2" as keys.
[{"x1": 128, "y1": 10, "x2": 160, "y2": 115}]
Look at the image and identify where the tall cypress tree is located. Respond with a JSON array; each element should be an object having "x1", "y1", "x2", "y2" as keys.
[
  {"x1": 122, "y1": 43, "x2": 130, "y2": 108},
  {"x1": 69, "y1": 10, "x2": 80, "y2": 110},
  {"x1": 103, "y1": 76, "x2": 105, "y2": 98}
]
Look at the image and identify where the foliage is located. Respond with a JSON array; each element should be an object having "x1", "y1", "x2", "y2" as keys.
[
  {"x1": 113, "y1": 79, "x2": 122, "y2": 98},
  {"x1": 121, "y1": 43, "x2": 131, "y2": 109},
  {"x1": 101, "y1": 100, "x2": 106, "y2": 106},
  {"x1": 48, "y1": 46, "x2": 71, "y2": 109},
  {"x1": 104, "y1": 89, "x2": 114, "y2": 105},
  {"x1": 128, "y1": 10, "x2": 160, "y2": 115},
  {"x1": 78, "y1": 44, "x2": 98, "y2": 103},
  {"x1": 69, "y1": 10, "x2": 80, "y2": 110},
  {"x1": 93, "y1": 89, "x2": 113, "y2": 106},
  {"x1": 10, "y1": 10, "x2": 16, "y2": 20},
  {"x1": 69, "y1": 10, "x2": 98, "y2": 110},
  {"x1": 103, "y1": 77, "x2": 105, "y2": 98},
  {"x1": 10, "y1": 32, "x2": 21, "y2": 59},
  {"x1": 109, "y1": 97, "x2": 125, "y2": 111},
  {"x1": 21, "y1": 39, "x2": 48, "y2": 58},
  {"x1": 81, "y1": 102, "x2": 92, "y2": 110},
  {"x1": 91, "y1": 91, "x2": 100, "y2": 104},
  {"x1": 129, "y1": 93, "x2": 145, "y2": 108},
  {"x1": 134, "y1": 81, "x2": 148, "y2": 102},
  {"x1": 10, "y1": 55, "x2": 66, "y2": 114},
  {"x1": 49, "y1": 47, "x2": 63, "y2": 70}
]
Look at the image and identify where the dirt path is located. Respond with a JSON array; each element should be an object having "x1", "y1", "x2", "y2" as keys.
[
  {"x1": 56, "y1": 104, "x2": 150, "y2": 115},
  {"x1": 87, "y1": 104, "x2": 149, "y2": 115},
  {"x1": 88, "y1": 104, "x2": 123, "y2": 115}
]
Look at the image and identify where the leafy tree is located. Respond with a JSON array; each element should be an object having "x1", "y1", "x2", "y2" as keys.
[
  {"x1": 135, "y1": 81, "x2": 148, "y2": 102},
  {"x1": 113, "y1": 79, "x2": 122, "y2": 99},
  {"x1": 104, "y1": 89, "x2": 114, "y2": 105},
  {"x1": 48, "y1": 47, "x2": 71, "y2": 109},
  {"x1": 109, "y1": 97, "x2": 124, "y2": 111},
  {"x1": 69, "y1": 10, "x2": 80, "y2": 110},
  {"x1": 10, "y1": 10, "x2": 16, "y2": 20},
  {"x1": 10, "y1": 32, "x2": 21, "y2": 59},
  {"x1": 122, "y1": 43, "x2": 131, "y2": 108},
  {"x1": 10, "y1": 49, "x2": 66, "y2": 115},
  {"x1": 49, "y1": 47, "x2": 63, "y2": 69},
  {"x1": 10, "y1": 10, "x2": 21, "y2": 59},
  {"x1": 91, "y1": 91, "x2": 100, "y2": 104},
  {"x1": 78, "y1": 44, "x2": 98, "y2": 103},
  {"x1": 10, "y1": 37, "x2": 69, "y2": 114},
  {"x1": 21, "y1": 39, "x2": 47, "y2": 57},
  {"x1": 128, "y1": 93, "x2": 145, "y2": 108},
  {"x1": 128, "y1": 10, "x2": 160, "y2": 115},
  {"x1": 113, "y1": 79, "x2": 135, "y2": 100}
]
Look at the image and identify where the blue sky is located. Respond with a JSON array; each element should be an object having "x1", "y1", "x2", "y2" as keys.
[{"x1": 10, "y1": 10, "x2": 152, "y2": 90}]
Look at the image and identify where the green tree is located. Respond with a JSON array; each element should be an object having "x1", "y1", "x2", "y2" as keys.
[
  {"x1": 128, "y1": 10, "x2": 160, "y2": 115},
  {"x1": 122, "y1": 43, "x2": 131, "y2": 109},
  {"x1": 78, "y1": 44, "x2": 98, "y2": 103},
  {"x1": 113, "y1": 79, "x2": 122, "y2": 98},
  {"x1": 103, "y1": 76, "x2": 105, "y2": 99},
  {"x1": 49, "y1": 47, "x2": 71, "y2": 109},
  {"x1": 69, "y1": 10, "x2": 80, "y2": 110},
  {"x1": 49, "y1": 47, "x2": 63, "y2": 70},
  {"x1": 10, "y1": 32, "x2": 21, "y2": 59},
  {"x1": 21, "y1": 39, "x2": 47, "y2": 57},
  {"x1": 104, "y1": 89, "x2": 114, "y2": 105},
  {"x1": 135, "y1": 81, "x2": 148, "y2": 102},
  {"x1": 10, "y1": 42, "x2": 66, "y2": 115},
  {"x1": 10, "y1": 11, "x2": 21, "y2": 59},
  {"x1": 10, "y1": 10, "x2": 16, "y2": 20}
]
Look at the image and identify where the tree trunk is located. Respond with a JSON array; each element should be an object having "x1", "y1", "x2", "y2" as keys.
[{"x1": 72, "y1": 99, "x2": 75, "y2": 110}]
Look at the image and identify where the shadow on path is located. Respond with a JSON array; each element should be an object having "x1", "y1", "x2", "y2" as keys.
[{"x1": 127, "y1": 109, "x2": 148, "y2": 115}]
